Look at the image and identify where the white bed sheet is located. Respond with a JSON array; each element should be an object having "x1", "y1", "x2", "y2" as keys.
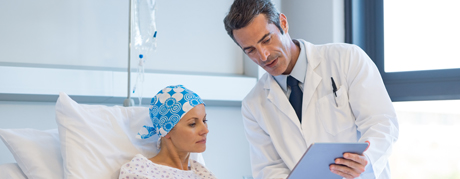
[{"x1": 0, "y1": 163, "x2": 27, "y2": 179}]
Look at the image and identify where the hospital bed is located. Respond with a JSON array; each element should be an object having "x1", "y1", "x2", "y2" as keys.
[{"x1": 0, "y1": 92, "x2": 205, "y2": 179}]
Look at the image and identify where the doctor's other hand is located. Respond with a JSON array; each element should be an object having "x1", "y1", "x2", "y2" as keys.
[{"x1": 329, "y1": 153, "x2": 368, "y2": 179}]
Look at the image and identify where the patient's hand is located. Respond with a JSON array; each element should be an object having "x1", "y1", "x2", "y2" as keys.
[{"x1": 329, "y1": 153, "x2": 368, "y2": 179}]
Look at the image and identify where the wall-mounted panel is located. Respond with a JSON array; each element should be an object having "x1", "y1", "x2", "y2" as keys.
[
  {"x1": 0, "y1": 66, "x2": 256, "y2": 105},
  {"x1": 282, "y1": 0, "x2": 344, "y2": 44},
  {"x1": 0, "y1": 0, "x2": 243, "y2": 75}
]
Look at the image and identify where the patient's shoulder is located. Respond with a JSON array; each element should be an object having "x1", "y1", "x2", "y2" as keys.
[
  {"x1": 119, "y1": 154, "x2": 153, "y2": 178},
  {"x1": 122, "y1": 154, "x2": 150, "y2": 166},
  {"x1": 131, "y1": 154, "x2": 149, "y2": 162},
  {"x1": 190, "y1": 159, "x2": 216, "y2": 178}
]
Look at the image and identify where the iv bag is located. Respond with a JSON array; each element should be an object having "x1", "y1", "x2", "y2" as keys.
[
  {"x1": 133, "y1": 0, "x2": 157, "y2": 54},
  {"x1": 132, "y1": 0, "x2": 157, "y2": 106}
]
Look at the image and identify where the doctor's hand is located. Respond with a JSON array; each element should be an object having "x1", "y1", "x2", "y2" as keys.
[{"x1": 329, "y1": 153, "x2": 368, "y2": 179}]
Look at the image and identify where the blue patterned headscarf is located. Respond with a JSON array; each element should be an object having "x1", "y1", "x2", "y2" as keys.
[{"x1": 137, "y1": 85, "x2": 205, "y2": 140}]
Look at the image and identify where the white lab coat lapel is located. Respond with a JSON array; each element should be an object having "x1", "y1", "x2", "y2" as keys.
[
  {"x1": 264, "y1": 75, "x2": 302, "y2": 130},
  {"x1": 300, "y1": 40, "x2": 322, "y2": 122}
]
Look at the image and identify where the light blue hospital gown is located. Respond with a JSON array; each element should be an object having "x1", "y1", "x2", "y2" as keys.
[{"x1": 119, "y1": 154, "x2": 217, "y2": 179}]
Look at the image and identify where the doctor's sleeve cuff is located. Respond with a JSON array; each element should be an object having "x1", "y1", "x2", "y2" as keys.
[
  {"x1": 357, "y1": 154, "x2": 376, "y2": 179},
  {"x1": 363, "y1": 154, "x2": 374, "y2": 173}
]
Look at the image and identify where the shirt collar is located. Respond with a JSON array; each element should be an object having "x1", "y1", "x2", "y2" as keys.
[{"x1": 273, "y1": 39, "x2": 307, "y2": 92}]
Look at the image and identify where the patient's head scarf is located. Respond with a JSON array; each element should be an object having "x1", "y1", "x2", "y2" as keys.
[{"x1": 137, "y1": 85, "x2": 205, "y2": 140}]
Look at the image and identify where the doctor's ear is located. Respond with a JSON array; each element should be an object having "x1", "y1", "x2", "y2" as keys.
[
  {"x1": 279, "y1": 13, "x2": 289, "y2": 34},
  {"x1": 164, "y1": 134, "x2": 171, "y2": 139}
]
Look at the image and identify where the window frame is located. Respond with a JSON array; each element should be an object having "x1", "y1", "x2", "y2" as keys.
[{"x1": 344, "y1": 0, "x2": 460, "y2": 102}]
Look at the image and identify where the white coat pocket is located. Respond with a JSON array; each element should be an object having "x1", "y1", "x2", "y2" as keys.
[{"x1": 316, "y1": 85, "x2": 354, "y2": 136}]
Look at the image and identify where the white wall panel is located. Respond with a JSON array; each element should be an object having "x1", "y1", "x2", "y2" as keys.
[
  {"x1": 146, "y1": 0, "x2": 243, "y2": 75},
  {"x1": 0, "y1": 66, "x2": 113, "y2": 96},
  {"x1": 0, "y1": 66, "x2": 256, "y2": 103},
  {"x1": 282, "y1": 0, "x2": 344, "y2": 44},
  {"x1": 0, "y1": 0, "x2": 127, "y2": 69},
  {"x1": 0, "y1": 0, "x2": 243, "y2": 75}
]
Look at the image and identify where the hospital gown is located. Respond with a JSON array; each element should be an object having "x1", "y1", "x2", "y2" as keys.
[{"x1": 119, "y1": 154, "x2": 217, "y2": 179}]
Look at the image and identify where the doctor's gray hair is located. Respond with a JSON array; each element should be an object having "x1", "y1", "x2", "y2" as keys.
[{"x1": 223, "y1": 0, "x2": 284, "y2": 45}]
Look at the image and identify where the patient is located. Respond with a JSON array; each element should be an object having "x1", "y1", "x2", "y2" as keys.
[{"x1": 119, "y1": 85, "x2": 216, "y2": 179}]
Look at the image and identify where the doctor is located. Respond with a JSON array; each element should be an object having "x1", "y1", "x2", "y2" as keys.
[{"x1": 223, "y1": 0, "x2": 399, "y2": 179}]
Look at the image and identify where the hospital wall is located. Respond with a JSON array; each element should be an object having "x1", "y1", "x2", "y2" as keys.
[
  {"x1": 0, "y1": 0, "x2": 243, "y2": 75},
  {"x1": 0, "y1": 0, "x2": 343, "y2": 178}
]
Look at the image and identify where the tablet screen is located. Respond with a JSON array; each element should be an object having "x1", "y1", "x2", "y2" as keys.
[{"x1": 287, "y1": 143, "x2": 368, "y2": 179}]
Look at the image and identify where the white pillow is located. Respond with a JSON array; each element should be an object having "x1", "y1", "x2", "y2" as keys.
[
  {"x1": 55, "y1": 92, "x2": 204, "y2": 179},
  {"x1": 0, "y1": 163, "x2": 27, "y2": 179},
  {"x1": 0, "y1": 129, "x2": 62, "y2": 179}
]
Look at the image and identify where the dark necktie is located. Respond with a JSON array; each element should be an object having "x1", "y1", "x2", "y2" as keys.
[{"x1": 287, "y1": 76, "x2": 303, "y2": 122}]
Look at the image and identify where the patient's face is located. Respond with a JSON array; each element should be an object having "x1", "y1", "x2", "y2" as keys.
[{"x1": 168, "y1": 104, "x2": 208, "y2": 153}]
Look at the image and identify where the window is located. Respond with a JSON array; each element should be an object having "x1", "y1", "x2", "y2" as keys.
[
  {"x1": 345, "y1": 1, "x2": 460, "y2": 178},
  {"x1": 384, "y1": 1, "x2": 460, "y2": 72},
  {"x1": 389, "y1": 100, "x2": 460, "y2": 178},
  {"x1": 344, "y1": 0, "x2": 460, "y2": 102}
]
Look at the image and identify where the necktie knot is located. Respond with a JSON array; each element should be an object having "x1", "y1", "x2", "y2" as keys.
[{"x1": 287, "y1": 76, "x2": 299, "y2": 87}]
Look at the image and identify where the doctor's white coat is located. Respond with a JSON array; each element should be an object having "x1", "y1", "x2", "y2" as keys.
[{"x1": 242, "y1": 40, "x2": 399, "y2": 179}]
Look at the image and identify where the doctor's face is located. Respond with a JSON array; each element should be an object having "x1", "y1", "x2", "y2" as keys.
[
  {"x1": 167, "y1": 104, "x2": 208, "y2": 153},
  {"x1": 233, "y1": 14, "x2": 295, "y2": 76}
]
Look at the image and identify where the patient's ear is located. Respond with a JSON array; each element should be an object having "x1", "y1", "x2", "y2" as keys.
[{"x1": 164, "y1": 134, "x2": 171, "y2": 139}]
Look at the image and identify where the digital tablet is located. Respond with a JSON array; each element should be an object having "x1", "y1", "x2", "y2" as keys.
[{"x1": 287, "y1": 143, "x2": 369, "y2": 179}]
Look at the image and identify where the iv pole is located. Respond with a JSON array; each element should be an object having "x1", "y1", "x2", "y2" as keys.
[{"x1": 124, "y1": 0, "x2": 135, "y2": 107}]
